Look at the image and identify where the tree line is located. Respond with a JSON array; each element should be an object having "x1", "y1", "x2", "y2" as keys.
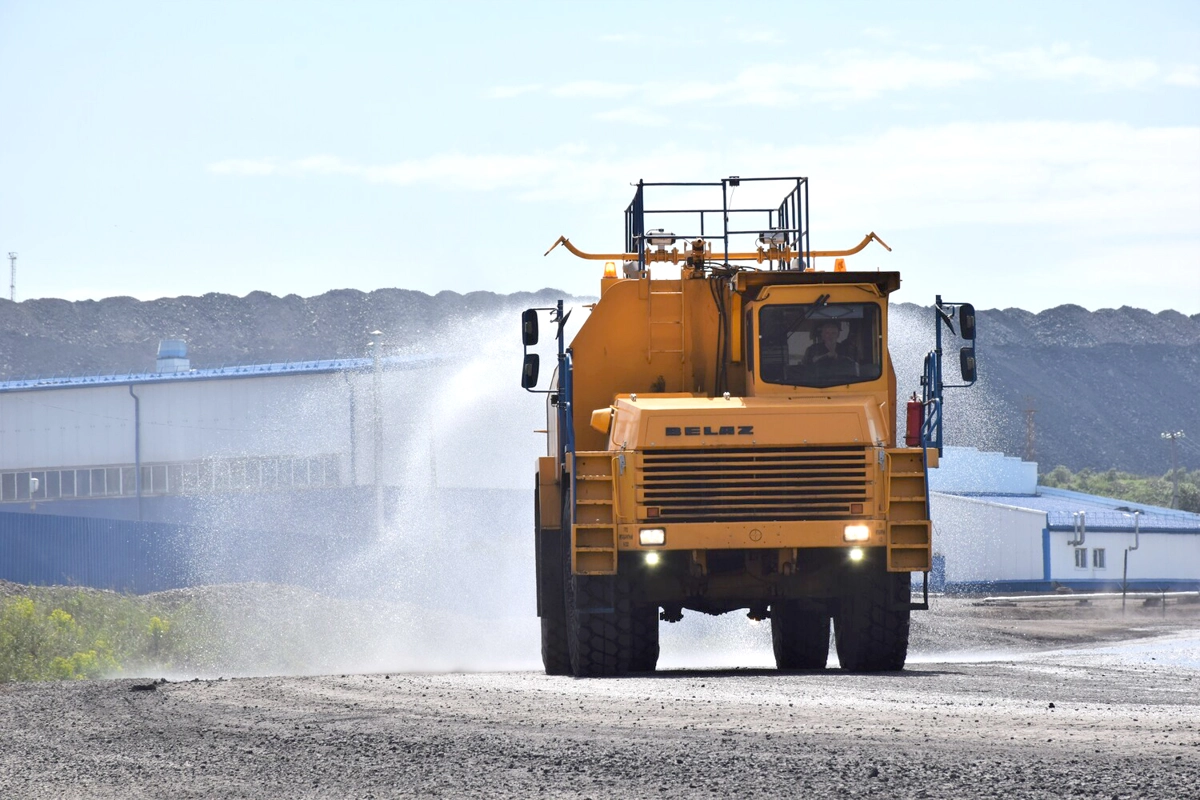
[{"x1": 1040, "y1": 466, "x2": 1200, "y2": 514}]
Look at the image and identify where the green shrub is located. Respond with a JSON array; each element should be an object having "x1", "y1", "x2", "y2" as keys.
[
  {"x1": 0, "y1": 592, "x2": 178, "y2": 682},
  {"x1": 1041, "y1": 466, "x2": 1200, "y2": 513}
]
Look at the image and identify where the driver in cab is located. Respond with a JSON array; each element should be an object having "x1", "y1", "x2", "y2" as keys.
[{"x1": 803, "y1": 319, "x2": 858, "y2": 373}]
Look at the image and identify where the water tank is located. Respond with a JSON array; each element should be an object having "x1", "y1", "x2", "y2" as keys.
[{"x1": 156, "y1": 338, "x2": 190, "y2": 373}]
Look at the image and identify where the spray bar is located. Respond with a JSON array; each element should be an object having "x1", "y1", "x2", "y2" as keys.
[{"x1": 543, "y1": 232, "x2": 892, "y2": 263}]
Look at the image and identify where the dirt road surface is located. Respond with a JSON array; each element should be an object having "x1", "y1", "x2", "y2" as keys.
[{"x1": 2, "y1": 597, "x2": 1197, "y2": 799}]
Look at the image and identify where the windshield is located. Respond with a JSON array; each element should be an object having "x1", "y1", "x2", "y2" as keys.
[{"x1": 758, "y1": 302, "x2": 883, "y2": 388}]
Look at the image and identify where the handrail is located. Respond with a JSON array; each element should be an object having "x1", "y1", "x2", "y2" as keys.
[{"x1": 544, "y1": 232, "x2": 891, "y2": 263}]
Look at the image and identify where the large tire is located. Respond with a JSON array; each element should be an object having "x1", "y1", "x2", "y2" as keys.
[
  {"x1": 628, "y1": 604, "x2": 660, "y2": 672},
  {"x1": 535, "y1": 482, "x2": 570, "y2": 675},
  {"x1": 540, "y1": 614, "x2": 570, "y2": 675},
  {"x1": 771, "y1": 601, "x2": 830, "y2": 670},
  {"x1": 564, "y1": 548, "x2": 633, "y2": 677},
  {"x1": 834, "y1": 559, "x2": 911, "y2": 672},
  {"x1": 539, "y1": 535, "x2": 570, "y2": 676}
]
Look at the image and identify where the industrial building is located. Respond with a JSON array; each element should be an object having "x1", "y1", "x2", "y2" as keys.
[
  {"x1": 1, "y1": 343, "x2": 1197, "y2": 595},
  {"x1": 0, "y1": 339, "x2": 534, "y2": 596},
  {"x1": 929, "y1": 447, "x2": 1200, "y2": 592},
  {"x1": 0, "y1": 341, "x2": 436, "y2": 517}
]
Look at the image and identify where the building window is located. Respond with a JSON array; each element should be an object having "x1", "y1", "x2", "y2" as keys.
[
  {"x1": 181, "y1": 463, "x2": 200, "y2": 494},
  {"x1": 89, "y1": 468, "x2": 104, "y2": 496},
  {"x1": 151, "y1": 465, "x2": 168, "y2": 494},
  {"x1": 1092, "y1": 548, "x2": 1106, "y2": 569},
  {"x1": 1074, "y1": 548, "x2": 1088, "y2": 569}
]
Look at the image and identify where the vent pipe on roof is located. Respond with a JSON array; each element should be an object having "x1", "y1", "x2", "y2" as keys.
[
  {"x1": 1067, "y1": 511, "x2": 1086, "y2": 547},
  {"x1": 156, "y1": 339, "x2": 190, "y2": 373}
]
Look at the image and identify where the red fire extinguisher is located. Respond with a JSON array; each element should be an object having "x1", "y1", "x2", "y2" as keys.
[{"x1": 905, "y1": 393, "x2": 924, "y2": 447}]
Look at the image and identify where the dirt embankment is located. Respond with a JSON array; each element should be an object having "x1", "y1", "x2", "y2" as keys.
[{"x1": 2, "y1": 292, "x2": 1198, "y2": 473}]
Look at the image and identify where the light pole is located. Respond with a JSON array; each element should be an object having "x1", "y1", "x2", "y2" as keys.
[
  {"x1": 369, "y1": 330, "x2": 385, "y2": 533},
  {"x1": 1161, "y1": 431, "x2": 1185, "y2": 509},
  {"x1": 7, "y1": 253, "x2": 15, "y2": 301}
]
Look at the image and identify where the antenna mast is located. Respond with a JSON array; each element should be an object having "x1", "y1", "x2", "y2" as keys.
[{"x1": 6, "y1": 253, "x2": 15, "y2": 301}]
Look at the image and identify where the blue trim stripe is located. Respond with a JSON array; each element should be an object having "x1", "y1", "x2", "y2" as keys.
[
  {"x1": 1042, "y1": 526, "x2": 1051, "y2": 581},
  {"x1": 944, "y1": 579, "x2": 1200, "y2": 594}
]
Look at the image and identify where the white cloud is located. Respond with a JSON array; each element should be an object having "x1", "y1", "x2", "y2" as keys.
[
  {"x1": 207, "y1": 122, "x2": 1200, "y2": 241},
  {"x1": 736, "y1": 29, "x2": 784, "y2": 45},
  {"x1": 1165, "y1": 65, "x2": 1200, "y2": 88},
  {"x1": 487, "y1": 44, "x2": 1198, "y2": 110},
  {"x1": 487, "y1": 84, "x2": 543, "y2": 99},
  {"x1": 981, "y1": 44, "x2": 1161, "y2": 89},
  {"x1": 597, "y1": 32, "x2": 644, "y2": 44},
  {"x1": 207, "y1": 159, "x2": 279, "y2": 176},
  {"x1": 550, "y1": 80, "x2": 635, "y2": 99},
  {"x1": 592, "y1": 107, "x2": 669, "y2": 127}
]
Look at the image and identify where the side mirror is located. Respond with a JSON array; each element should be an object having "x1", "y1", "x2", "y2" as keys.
[
  {"x1": 959, "y1": 346, "x2": 977, "y2": 383},
  {"x1": 959, "y1": 303, "x2": 976, "y2": 341},
  {"x1": 521, "y1": 309, "x2": 539, "y2": 346},
  {"x1": 521, "y1": 353, "x2": 540, "y2": 389}
]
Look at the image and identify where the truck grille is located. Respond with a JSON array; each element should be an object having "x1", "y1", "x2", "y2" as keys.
[{"x1": 638, "y1": 446, "x2": 869, "y2": 523}]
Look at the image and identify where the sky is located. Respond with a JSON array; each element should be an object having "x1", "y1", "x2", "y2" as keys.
[{"x1": 1, "y1": 0, "x2": 1198, "y2": 313}]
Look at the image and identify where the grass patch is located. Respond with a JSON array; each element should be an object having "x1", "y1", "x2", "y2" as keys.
[
  {"x1": 0, "y1": 582, "x2": 396, "y2": 682},
  {"x1": 0, "y1": 589, "x2": 175, "y2": 681}
]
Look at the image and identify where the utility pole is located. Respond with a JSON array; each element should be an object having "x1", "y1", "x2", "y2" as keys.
[
  {"x1": 7, "y1": 252, "x2": 15, "y2": 301},
  {"x1": 370, "y1": 330, "x2": 385, "y2": 534},
  {"x1": 1161, "y1": 430, "x2": 1185, "y2": 509},
  {"x1": 1023, "y1": 396, "x2": 1036, "y2": 463}
]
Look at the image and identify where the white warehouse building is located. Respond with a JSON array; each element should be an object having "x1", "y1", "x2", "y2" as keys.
[
  {"x1": 0, "y1": 339, "x2": 538, "y2": 592},
  {"x1": 928, "y1": 447, "x2": 1200, "y2": 592}
]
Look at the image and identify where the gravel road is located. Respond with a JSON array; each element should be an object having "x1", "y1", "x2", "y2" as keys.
[{"x1": 1, "y1": 598, "x2": 1197, "y2": 799}]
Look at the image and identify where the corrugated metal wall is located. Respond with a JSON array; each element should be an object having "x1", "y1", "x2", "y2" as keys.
[
  {"x1": 0, "y1": 511, "x2": 194, "y2": 592},
  {"x1": 0, "y1": 487, "x2": 532, "y2": 602}
]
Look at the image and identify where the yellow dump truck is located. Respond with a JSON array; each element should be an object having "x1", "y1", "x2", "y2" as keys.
[{"x1": 521, "y1": 177, "x2": 976, "y2": 677}]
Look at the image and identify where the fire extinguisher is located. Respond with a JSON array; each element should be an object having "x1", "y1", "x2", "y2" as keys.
[{"x1": 905, "y1": 393, "x2": 924, "y2": 447}]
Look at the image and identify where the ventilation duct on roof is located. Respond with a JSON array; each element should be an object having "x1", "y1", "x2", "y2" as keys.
[{"x1": 156, "y1": 339, "x2": 190, "y2": 373}]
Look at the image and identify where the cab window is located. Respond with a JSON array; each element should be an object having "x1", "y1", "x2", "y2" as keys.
[{"x1": 758, "y1": 303, "x2": 882, "y2": 388}]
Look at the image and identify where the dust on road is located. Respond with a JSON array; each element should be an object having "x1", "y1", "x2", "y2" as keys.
[{"x1": 1, "y1": 597, "x2": 1197, "y2": 799}]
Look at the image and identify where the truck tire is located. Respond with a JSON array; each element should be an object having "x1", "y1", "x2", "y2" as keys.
[
  {"x1": 833, "y1": 559, "x2": 910, "y2": 672},
  {"x1": 541, "y1": 615, "x2": 570, "y2": 675},
  {"x1": 770, "y1": 602, "x2": 830, "y2": 670},
  {"x1": 563, "y1": 549, "x2": 633, "y2": 677},
  {"x1": 539, "y1": 532, "x2": 570, "y2": 675},
  {"x1": 536, "y1": 483, "x2": 570, "y2": 675},
  {"x1": 628, "y1": 604, "x2": 660, "y2": 672}
]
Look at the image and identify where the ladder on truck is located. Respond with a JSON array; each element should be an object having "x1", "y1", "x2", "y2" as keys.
[
  {"x1": 646, "y1": 279, "x2": 685, "y2": 387},
  {"x1": 884, "y1": 449, "x2": 932, "y2": 573},
  {"x1": 568, "y1": 451, "x2": 619, "y2": 575}
]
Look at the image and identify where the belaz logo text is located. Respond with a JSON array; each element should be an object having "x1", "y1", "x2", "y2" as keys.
[{"x1": 665, "y1": 425, "x2": 754, "y2": 436}]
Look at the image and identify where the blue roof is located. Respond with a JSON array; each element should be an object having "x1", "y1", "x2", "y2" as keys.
[
  {"x1": 935, "y1": 486, "x2": 1200, "y2": 532},
  {"x1": 0, "y1": 353, "x2": 447, "y2": 393}
]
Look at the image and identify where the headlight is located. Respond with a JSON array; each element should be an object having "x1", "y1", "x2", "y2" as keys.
[
  {"x1": 639, "y1": 528, "x2": 666, "y2": 546},
  {"x1": 843, "y1": 524, "x2": 871, "y2": 542},
  {"x1": 848, "y1": 547, "x2": 865, "y2": 562},
  {"x1": 644, "y1": 552, "x2": 661, "y2": 566}
]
